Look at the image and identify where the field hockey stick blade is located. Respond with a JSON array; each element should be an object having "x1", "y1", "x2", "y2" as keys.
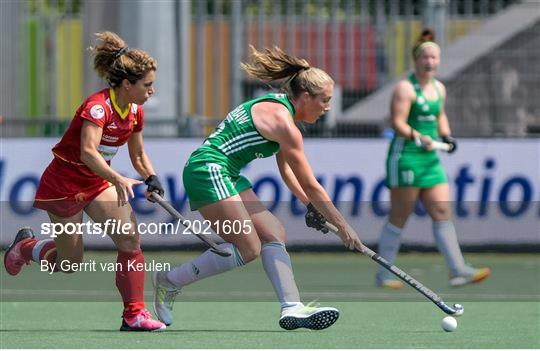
[
  {"x1": 151, "y1": 192, "x2": 231, "y2": 257},
  {"x1": 321, "y1": 221, "x2": 464, "y2": 316}
]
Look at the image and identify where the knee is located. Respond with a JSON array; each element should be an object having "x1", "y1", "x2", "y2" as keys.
[
  {"x1": 238, "y1": 241, "x2": 261, "y2": 263},
  {"x1": 388, "y1": 205, "x2": 414, "y2": 228},
  {"x1": 260, "y1": 219, "x2": 286, "y2": 243},
  {"x1": 430, "y1": 204, "x2": 452, "y2": 221},
  {"x1": 114, "y1": 233, "x2": 141, "y2": 252},
  {"x1": 388, "y1": 213, "x2": 409, "y2": 229}
]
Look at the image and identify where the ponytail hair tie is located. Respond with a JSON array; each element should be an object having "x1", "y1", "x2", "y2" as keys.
[{"x1": 114, "y1": 46, "x2": 129, "y2": 60}]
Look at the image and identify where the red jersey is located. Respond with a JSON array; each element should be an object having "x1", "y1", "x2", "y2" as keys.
[{"x1": 51, "y1": 88, "x2": 144, "y2": 177}]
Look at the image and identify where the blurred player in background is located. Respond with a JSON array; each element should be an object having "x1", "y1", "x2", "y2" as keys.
[
  {"x1": 375, "y1": 28, "x2": 491, "y2": 289},
  {"x1": 153, "y1": 46, "x2": 363, "y2": 330},
  {"x1": 4, "y1": 31, "x2": 166, "y2": 331}
]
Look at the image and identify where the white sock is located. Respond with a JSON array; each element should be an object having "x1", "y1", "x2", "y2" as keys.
[
  {"x1": 261, "y1": 241, "x2": 302, "y2": 310},
  {"x1": 375, "y1": 222, "x2": 402, "y2": 282},
  {"x1": 166, "y1": 243, "x2": 244, "y2": 288},
  {"x1": 433, "y1": 220, "x2": 466, "y2": 276},
  {"x1": 32, "y1": 239, "x2": 54, "y2": 263}
]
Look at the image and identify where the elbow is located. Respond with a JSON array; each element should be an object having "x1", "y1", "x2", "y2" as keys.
[
  {"x1": 80, "y1": 148, "x2": 94, "y2": 165},
  {"x1": 391, "y1": 119, "x2": 406, "y2": 132}
]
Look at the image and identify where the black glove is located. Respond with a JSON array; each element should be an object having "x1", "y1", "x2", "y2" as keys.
[
  {"x1": 145, "y1": 175, "x2": 164, "y2": 201},
  {"x1": 441, "y1": 135, "x2": 457, "y2": 154},
  {"x1": 305, "y1": 203, "x2": 329, "y2": 234}
]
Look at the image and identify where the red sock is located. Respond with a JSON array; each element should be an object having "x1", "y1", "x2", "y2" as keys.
[
  {"x1": 116, "y1": 249, "x2": 146, "y2": 319},
  {"x1": 20, "y1": 239, "x2": 57, "y2": 269}
]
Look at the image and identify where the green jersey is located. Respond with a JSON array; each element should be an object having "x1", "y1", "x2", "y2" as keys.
[
  {"x1": 183, "y1": 93, "x2": 295, "y2": 209},
  {"x1": 386, "y1": 73, "x2": 447, "y2": 188},
  {"x1": 188, "y1": 93, "x2": 294, "y2": 177},
  {"x1": 393, "y1": 73, "x2": 442, "y2": 155}
]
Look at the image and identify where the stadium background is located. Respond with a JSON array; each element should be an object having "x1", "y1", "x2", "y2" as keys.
[
  {"x1": 1, "y1": 0, "x2": 538, "y2": 249},
  {"x1": 0, "y1": 0, "x2": 538, "y2": 349}
]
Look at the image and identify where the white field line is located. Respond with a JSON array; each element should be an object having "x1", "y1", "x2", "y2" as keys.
[{"x1": 1, "y1": 289, "x2": 538, "y2": 301}]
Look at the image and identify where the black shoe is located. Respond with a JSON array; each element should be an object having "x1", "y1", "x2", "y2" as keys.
[{"x1": 4, "y1": 227, "x2": 35, "y2": 276}]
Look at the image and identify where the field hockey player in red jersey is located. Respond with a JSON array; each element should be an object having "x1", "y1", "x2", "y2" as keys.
[{"x1": 4, "y1": 31, "x2": 166, "y2": 331}]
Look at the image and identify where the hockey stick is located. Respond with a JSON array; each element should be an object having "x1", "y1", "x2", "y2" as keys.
[
  {"x1": 151, "y1": 192, "x2": 231, "y2": 257},
  {"x1": 322, "y1": 221, "x2": 464, "y2": 316},
  {"x1": 430, "y1": 140, "x2": 451, "y2": 152}
]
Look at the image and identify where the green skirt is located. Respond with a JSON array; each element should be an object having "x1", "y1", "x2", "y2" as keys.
[
  {"x1": 385, "y1": 151, "x2": 447, "y2": 188},
  {"x1": 183, "y1": 159, "x2": 252, "y2": 211}
]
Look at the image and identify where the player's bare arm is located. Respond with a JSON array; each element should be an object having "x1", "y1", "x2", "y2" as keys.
[
  {"x1": 253, "y1": 103, "x2": 328, "y2": 205},
  {"x1": 392, "y1": 80, "x2": 433, "y2": 149},
  {"x1": 255, "y1": 104, "x2": 362, "y2": 249},
  {"x1": 391, "y1": 80, "x2": 418, "y2": 139},
  {"x1": 276, "y1": 151, "x2": 309, "y2": 205},
  {"x1": 436, "y1": 81, "x2": 452, "y2": 136},
  {"x1": 127, "y1": 131, "x2": 156, "y2": 179}
]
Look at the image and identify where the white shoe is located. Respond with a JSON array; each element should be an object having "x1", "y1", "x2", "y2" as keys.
[
  {"x1": 449, "y1": 266, "x2": 491, "y2": 287},
  {"x1": 152, "y1": 271, "x2": 180, "y2": 326},
  {"x1": 279, "y1": 303, "x2": 339, "y2": 330}
]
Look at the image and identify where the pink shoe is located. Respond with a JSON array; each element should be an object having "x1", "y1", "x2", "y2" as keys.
[
  {"x1": 4, "y1": 227, "x2": 35, "y2": 276},
  {"x1": 120, "y1": 309, "x2": 166, "y2": 332}
]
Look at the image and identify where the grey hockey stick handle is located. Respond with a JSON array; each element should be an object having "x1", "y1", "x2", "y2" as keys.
[
  {"x1": 414, "y1": 136, "x2": 451, "y2": 152},
  {"x1": 151, "y1": 192, "x2": 231, "y2": 257},
  {"x1": 431, "y1": 140, "x2": 451, "y2": 151}
]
